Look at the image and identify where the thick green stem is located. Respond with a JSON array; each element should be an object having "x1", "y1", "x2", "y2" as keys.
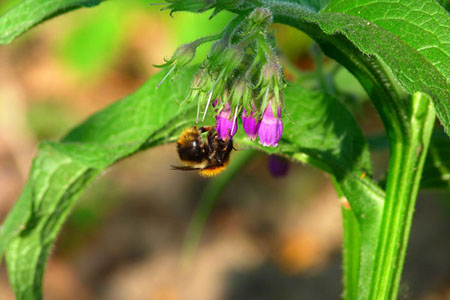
[{"x1": 369, "y1": 92, "x2": 436, "y2": 299}]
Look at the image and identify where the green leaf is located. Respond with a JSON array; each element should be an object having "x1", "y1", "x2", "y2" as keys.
[
  {"x1": 0, "y1": 67, "x2": 382, "y2": 299},
  {"x1": 0, "y1": 0, "x2": 106, "y2": 44},
  {"x1": 314, "y1": 12, "x2": 449, "y2": 136},
  {"x1": 323, "y1": 0, "x2": 450, "y2": 133},
  {"x1": 325, "y1": 0, "x2": 450, "y2": 81},
  {"x1": 272, "y1": 84, "x2": 373, "y2": 175},
  {"x1": 0, "y1": 67, "x2": 198, "y2": 300}
]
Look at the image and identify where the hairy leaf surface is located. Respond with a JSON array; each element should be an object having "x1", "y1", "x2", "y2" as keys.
[
  {"x1": 325, "y1": 0, "x2": 450, "y2": 80},
  {"x1": 324, "y1": 0, "x2": 450, "y2": 134}
]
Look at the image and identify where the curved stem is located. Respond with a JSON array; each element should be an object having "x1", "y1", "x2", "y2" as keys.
[{"x1": 370, "y1": 93, "x2": 435, "y2": 299}]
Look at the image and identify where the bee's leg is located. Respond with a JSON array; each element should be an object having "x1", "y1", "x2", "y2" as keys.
[
  {"x1": 171, "y1": 165, "x2": 201, "y2": 171},
  {"x1": 198, "y1": 126, "x2": 211, "y2": 133}
]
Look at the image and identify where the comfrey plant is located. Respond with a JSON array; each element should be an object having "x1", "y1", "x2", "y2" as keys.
[{"x1": 0, "y1": 1, "x2": 449, "y2": 300}]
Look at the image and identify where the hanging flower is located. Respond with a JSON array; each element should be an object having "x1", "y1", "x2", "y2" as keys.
[
  {"x1": 242, "y1": 107, "x2": 260, "y2": 141},
  {"x1": 258, "y1": 100, "x2": 283, "y2": 147},
  {"x1": 216, "y1": 102, "x2": 238, "y2": 140}
]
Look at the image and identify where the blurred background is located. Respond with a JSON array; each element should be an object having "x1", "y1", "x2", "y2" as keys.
[{"x1": 0, "y1": 1, "x2": 449, "y2": 299}]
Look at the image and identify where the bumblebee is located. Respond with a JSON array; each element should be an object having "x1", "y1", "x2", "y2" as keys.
[{"x1": 172, "y1": 126, "x2": 233, "y2": 177}]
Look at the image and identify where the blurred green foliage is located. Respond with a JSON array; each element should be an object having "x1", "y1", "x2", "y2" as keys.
[
  {"x1": 57, "y1": 3, "x2": 126, "y2": 77},
  {"x1": 55, "y1": 0, "x2": 233, "y2": 78}
]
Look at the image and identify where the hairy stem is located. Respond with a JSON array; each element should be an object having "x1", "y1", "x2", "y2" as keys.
[
  {"x1": 331, "y1": 177, "x2": 361, "y2": 300},
  {"x1": 369, "y1": 92, "x2": 435, "y2": 299}
]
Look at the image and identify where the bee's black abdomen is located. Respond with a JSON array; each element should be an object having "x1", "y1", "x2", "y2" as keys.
[
  {"x1": 177, "y1": 140, "x2": 206, "y2": 163},
  {"x1": 176, "y1": 127, "x2": 208, "y2": 163}
]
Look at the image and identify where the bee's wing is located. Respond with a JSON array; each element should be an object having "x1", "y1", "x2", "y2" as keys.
[{"x1": 171, "y1": 165, "x2": 202, "y2": 171}]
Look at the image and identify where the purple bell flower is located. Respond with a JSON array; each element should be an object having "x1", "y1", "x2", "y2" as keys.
[
  {"x1": 216, "y1": 102, "x2": 238, "y2": 140},
  {"x1": 258, "y1": 100, "x2": 283, "y2": 147},
  {"x1": 242, "y1": 108, "x2": 260, "y2": 141}
]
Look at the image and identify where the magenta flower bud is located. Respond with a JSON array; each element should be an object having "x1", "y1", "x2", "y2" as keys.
[
  {"x1": 268, "y1": 155, "x2": 290, "y2": 177},
  {"x1": 258, "y1": 100, "x2": 283, "y2": 147},
  {"x1": 242, "y1": 108, "x2": 260, "y2": 141},
  {"x1": 216, "y1": 103, "x2": 238, "y2": 140}
]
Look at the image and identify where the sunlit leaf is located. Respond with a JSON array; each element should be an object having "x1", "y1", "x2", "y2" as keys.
[{"x1": 323, "y1": 0, "x2": 450, "y2": 134}]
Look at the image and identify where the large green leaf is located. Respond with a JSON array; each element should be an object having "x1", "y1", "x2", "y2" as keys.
[
  {"x1": 0, "y1": 67, "x2": 197, "y2": 300},
  {"x1": 0, "y1": 67, "x2": 382, "y2": 299},
  {"x1": 325, "y1": 0, "x2": 450, "y2": 81},
  {"x1": 0, "y1": 0, "x2": 106, "y2": 44},
  {"x1": 324, "y1": 0, "x2": 450, "y2": 134}
]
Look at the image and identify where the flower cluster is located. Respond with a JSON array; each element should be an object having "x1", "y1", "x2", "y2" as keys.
[{"x1": 156, "y1": 7, "x2": 285, "y2": 147}]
